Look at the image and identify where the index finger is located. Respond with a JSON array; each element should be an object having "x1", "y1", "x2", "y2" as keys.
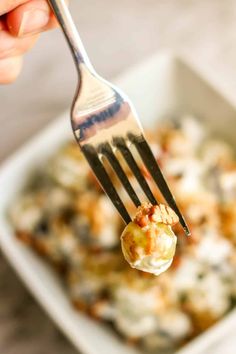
[{"x1": 0, "y1": 0, "x2": 30, "y2": 16}]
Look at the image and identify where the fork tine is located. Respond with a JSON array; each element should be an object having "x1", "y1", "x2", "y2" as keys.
[
  {"x1": 82, "y1": 144, "x2": 131, "y2": 224},
  {"x1": 100, "y1": 143, "x2": 141, "y2": 208},
  {"x1": 113, "y1": 137, "x2": 157, "y2": 205},
  {"x1": 129, "y1": 133, "x2": 190, "y2": 236}
]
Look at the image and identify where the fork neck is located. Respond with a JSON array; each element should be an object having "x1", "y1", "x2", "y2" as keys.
[{"x1": 48, "y1": 0, "x2": 95, "y2": 76}]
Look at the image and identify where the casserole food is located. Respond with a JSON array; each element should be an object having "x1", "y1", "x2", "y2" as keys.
[
  {"x1": 8, "y1": 114, "x2": 236, "y2": 353},
  {"x1": 0, "y1": 54, "x2": 236, "y2": 354}
]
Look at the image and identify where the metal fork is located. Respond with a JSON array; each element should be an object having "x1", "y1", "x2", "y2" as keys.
[{"x1": 48, "y1": 0, "x2": 190, "y2": 236}]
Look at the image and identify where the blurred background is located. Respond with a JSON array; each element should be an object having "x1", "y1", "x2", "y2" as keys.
[{"x1": 1, "y1": 0, "x2": 236, "y2": 353}]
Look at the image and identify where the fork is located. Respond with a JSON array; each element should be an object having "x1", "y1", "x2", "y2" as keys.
[{"x1": 48, "y1": 0, "x2": 190, "y2": 236}]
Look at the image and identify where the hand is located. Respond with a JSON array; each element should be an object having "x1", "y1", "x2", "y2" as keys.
[{"x1": 0, "y1": 0, "x2": 58, "y2": 84}]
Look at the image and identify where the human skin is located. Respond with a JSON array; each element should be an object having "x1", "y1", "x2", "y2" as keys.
[{"x1": 0, "y1": 0, "x2": 59, "y2": 84}]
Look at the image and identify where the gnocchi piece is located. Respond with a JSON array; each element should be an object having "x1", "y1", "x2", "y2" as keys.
[{"x1": 121, "y1": 203, "x2": 179, "y2": 275}]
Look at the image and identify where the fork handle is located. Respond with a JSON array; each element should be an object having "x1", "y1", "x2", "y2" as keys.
[{"x1": 48, "y1": 0, "x2": 95, "y2": 74}]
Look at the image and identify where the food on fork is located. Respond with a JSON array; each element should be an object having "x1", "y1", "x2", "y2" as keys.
[{"x1": 121, "y1": 203, "x2": 179, "y2": 275}]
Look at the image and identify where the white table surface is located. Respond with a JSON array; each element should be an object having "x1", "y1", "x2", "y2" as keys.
[{"x1": 1, "y1": 0, "x2": 236, "y2": 353}]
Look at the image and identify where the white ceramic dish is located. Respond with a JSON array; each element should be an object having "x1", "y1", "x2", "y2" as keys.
[{"x1": 0, "y1": 53, "x2": 236, "y2": 354}]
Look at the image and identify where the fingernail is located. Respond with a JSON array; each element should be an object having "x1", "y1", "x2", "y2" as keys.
[{"x1": 18, "y1": 9, "x2": 50, "y2": 36}]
